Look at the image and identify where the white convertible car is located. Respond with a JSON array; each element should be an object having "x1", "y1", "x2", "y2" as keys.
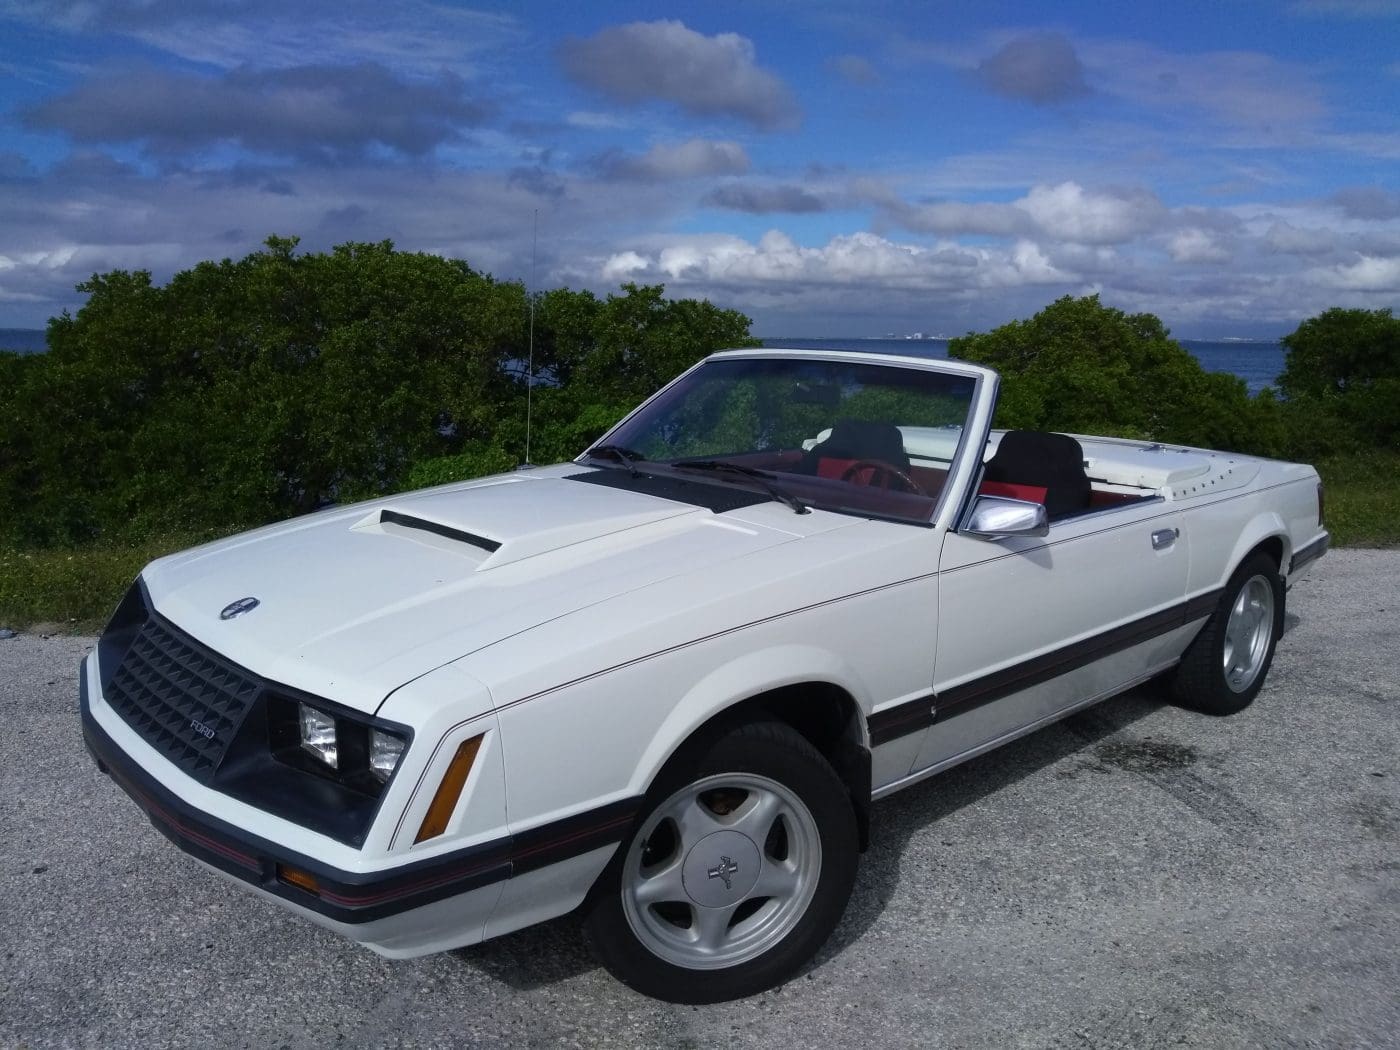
[{"x1": 81, "y1": 348, "x2": 1328, "y2": 1002}]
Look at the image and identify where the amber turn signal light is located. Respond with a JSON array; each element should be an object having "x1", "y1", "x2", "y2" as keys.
[
  {"x1": 277, "y1": 865, "x2": 320, "y2": 895},
  {"x1": 415, "y1": 734, "x2": 484, "y2": 844}
]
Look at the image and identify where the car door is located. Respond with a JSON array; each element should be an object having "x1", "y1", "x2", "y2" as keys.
[{"x1": 909, "y1": 497, "x2": 1189, "y2": 775}]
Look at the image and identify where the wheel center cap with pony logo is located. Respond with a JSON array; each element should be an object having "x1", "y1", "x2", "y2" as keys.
[{"x1": 682, "y1": 830, "x2": 760, "y2": 906}]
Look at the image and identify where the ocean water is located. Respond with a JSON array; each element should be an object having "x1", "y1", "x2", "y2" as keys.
[
  {"x1": 1179, "y1": 339, "x2": 1285, "y2": 394},
  {"x1": 761, "y1": 337, "x2": 1285, "y2": 394},
  {"x1": 0, "y1": 328, "x2": 48, "y2": 354}
]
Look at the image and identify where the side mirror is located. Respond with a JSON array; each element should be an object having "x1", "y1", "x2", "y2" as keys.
[{"x1": 964, "y1": 495, "x2": 1049, "y2": 540}]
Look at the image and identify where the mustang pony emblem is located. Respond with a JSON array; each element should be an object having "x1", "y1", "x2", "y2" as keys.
[
  {"x1": 219, "y1": 596, "x2": 261, "y2": 620},
  {"x1": 707, "y1": 856, "x2": 739, "y2": 891}
]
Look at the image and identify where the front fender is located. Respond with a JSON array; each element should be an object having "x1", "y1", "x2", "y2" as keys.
[{"x1": 632, "y1": 643, "x2": 873, "y2": 793}]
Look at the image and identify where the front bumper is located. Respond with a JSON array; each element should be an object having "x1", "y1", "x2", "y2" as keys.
[
  {"x1": 81, "y1": 657, "x2": 640, "y2": 954},
  {"x1": 81, "y1": 661, "x2": 513, "y2": 925}
]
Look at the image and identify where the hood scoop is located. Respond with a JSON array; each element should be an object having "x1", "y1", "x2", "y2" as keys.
[
  {"x1": 353, "y1": 476, "x2": 703, "y2": 570},
  {"x1": 377, "y1": 509, "x2": 501, "y2": 553}
]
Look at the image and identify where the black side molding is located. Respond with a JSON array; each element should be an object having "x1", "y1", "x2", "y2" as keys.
[
  {"x1": 867, "y1": 588, "x2": 1223, "y2": 748},
  {"x1": 1289, "y1": 534, "x2": 1329, "y2": 576}
]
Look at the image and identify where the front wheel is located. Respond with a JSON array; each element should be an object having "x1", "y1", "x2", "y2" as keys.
[
  {"x1": 1171, "y1": 551, "x2": 1285, "y2": 716},
  {"x1": 584, "y1": 721, "x2": 858, "y2": 1003}
]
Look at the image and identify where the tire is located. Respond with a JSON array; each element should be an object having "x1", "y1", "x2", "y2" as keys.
[
  {"x1": 1171, "y1": 551, "x2": 1285, "y2": 716},
  {"x1": 584, "y1": 721, "x2": 859, "y2": 1003}
]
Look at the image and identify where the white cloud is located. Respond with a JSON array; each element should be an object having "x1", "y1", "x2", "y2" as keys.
[
  {"x1": 1078, "y1": 40, "x2": 1327, "y2": 128},
  {"x1": 597, "y1": 139, "x2": 750, "y2": 180},
  {"x1": 1263, "y1": 221, "x2": 1337, "y2": 255},
  {"x1": 0, "y1": 158, "x2": 691, "y2": 323},
  {"x1": 1167, "y1": 228, "x2": 1231, "y2": 263},
  {"x1": 22, "y1": 63, "x2": 491, "y2": 160},
  {"x1": 1020, "y1": 182, "x2": 1165, "y2": 244},
  {"x1": 975, "y1": 32, "x2": 1089, "y2": 104},
  {"x1": 892, "y1": 199, "x2": 1029, "y2": 237},
  {"x1": 6, "y1": 142, "x2": 1398, "y2": 336},
  {"x1": 557, "y1": 20, "x2": 800, "y2": 130},
  {"x1": 8, "y1": 1, "x2": 521, "y2": 76},
  {"x1": 908, "y1": 31, "x2": 1325, "y2": 129},
  {"x1": 1317, "y1": 255, "x2": 1400, "y2": 290},
  {"x1": 885, "y1": 182, "x2": 1166, "y2": 245},
  {"x1": 1331, "y1": 185, "x2": 1400, "y2": 219},
  {"x1": 600, "y1": 250, "x2": 648, "y2": 280},
  {"x1": 1009, "y1": 240, "x2": 1063, "y2": 280},
  {"x1": 588, "y1": 229, "x2": 1068, "y2": 292},
  {"x1": 704, "y1": 182, "x2": 827, "y2": 214}
]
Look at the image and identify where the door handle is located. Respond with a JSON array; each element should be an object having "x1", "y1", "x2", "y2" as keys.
[{"x1": 1151, "y1": 528, "x2": 1179, "y2": 550}]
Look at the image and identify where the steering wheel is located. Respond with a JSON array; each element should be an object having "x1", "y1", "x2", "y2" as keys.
[{"x1": 840, "y1": 459, "x2": 927, "y2": 495}]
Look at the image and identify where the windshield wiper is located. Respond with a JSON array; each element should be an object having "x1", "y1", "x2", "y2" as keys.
[
  {"x1": 584, "y1": 444, "x2": 646, "y2": 477},
  {"x1": 671, "y1": 460, "x2": 810, "y2": 515}
]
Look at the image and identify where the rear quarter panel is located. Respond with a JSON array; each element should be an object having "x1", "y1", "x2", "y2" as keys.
[{"x1": 1182, "y1": 461, "x2": 1323, "y2": 594}]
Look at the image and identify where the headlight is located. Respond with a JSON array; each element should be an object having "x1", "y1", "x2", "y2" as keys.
[
  {"x1": 298, "y1": 703, "x2": 339, "y2": 768},
  {"x1": 369, "y1": 729, "x2": 406, "y2": 781},
  {"x1": 267, "y1": 696, "x2": 410, "y2": 797}
]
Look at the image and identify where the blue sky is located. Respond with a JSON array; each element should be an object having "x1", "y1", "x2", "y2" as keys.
[{"x1": 1, "y1": 0, "x2": 1398, "y2": 337}]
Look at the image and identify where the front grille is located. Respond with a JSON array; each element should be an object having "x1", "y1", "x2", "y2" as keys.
[{"x1": 105, "y1": 617, "x2": 261, "y2": 782}]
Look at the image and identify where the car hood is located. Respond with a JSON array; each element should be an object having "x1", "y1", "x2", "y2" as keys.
[{"x1": 142, "y1": 468, "x2": 819, "y2": 714}]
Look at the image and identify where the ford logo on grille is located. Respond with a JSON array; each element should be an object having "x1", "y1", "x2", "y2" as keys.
[{"x1": 219, "y1": 596, "x2": 261, "y2": 620}]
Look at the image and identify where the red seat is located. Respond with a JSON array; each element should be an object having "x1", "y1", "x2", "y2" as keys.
[
  {"x1": 978, "y1": 480, "x2": 1048, "y2": 504},
  {"x1": 982, "y1": 431, "x2": 1090, "y2": 518},
  {"x1": 813, "y1": 457, "x2": 860, "y2": 481}
]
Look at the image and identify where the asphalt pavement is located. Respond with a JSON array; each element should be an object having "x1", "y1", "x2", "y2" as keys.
[{"x1": 1, "y1": 549, "x2": 1397, "y2": 1049}]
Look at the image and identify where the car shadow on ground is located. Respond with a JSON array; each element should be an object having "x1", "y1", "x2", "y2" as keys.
[
  {"x1": 451, "y1": 913, "x2": 596, "y2": 991},
  {"x1": 814, "y1": 681, "x2": 1171, "y2": 967},
  {"x1": 453, "y1": 679, "x2": 1174, "y2": 993}
]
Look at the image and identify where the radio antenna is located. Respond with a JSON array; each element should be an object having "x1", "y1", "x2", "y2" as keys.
[{"x1": 523, "y1": 208, "x2": 537, "y2": 468}]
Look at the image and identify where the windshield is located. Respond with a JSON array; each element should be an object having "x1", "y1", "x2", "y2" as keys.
[{"x1": 591, "y1": 355, "x2": 978, "y2": 523}]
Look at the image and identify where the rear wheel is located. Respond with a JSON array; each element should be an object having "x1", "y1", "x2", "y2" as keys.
[
  {"x1": 584, "y1": 721, "x2": 858, "y2": 1003},
  {"x1": 1172, "y1": 552, "x2": 1284, "y2": 715}
]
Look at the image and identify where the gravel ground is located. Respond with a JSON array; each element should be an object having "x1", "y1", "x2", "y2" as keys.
[{"x1": 1, "y1": 549, "x2": 1397, "y2": 1050}]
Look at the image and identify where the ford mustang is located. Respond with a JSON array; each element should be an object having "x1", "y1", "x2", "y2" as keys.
[{"x1": 80, "y1": 348, "x2": 1328, "y2": 1002}]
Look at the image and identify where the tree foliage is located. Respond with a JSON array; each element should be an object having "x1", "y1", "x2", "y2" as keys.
[
  {"x1": 949, "y1": 294, "x2": 1263, "y2": 451},
  {"x1": 1, "y1": 237, "x2": 757, "y2": 546},
  {"x1": 7, "y1": 243, "x2": 1391, "y2": 555},
  {"x1": 1279, "y1": 307, "x2": 1400, "y2": 452}
]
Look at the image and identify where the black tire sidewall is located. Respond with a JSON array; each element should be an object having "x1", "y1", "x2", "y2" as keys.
[
  {"x1": 1176, "y1": 552, "x2": 1285, "y2": 715},
  {"x1": 584, "y1": 721, "x2": 859, "y2": 1004}
]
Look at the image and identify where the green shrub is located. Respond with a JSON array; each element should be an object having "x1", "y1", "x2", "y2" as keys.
[
  {"x1": 0, "y1": 240, "x2": 757, "y2": 548},
  {"x1": 950, "y1": 295, "x2": 1261, "y2": 452},
  {"x1": 1315, "y1": 452, "x2": 1400, "y2": 548},
  {"x1": 405, "y1": 444, "x2": 519, "y2": 489},
  {"x1": 0, "y1": 532, "x2": 231, "y2": 631},
  {"x1": 1280, "y1": 308, "x2": 1400, "y2": 452}
]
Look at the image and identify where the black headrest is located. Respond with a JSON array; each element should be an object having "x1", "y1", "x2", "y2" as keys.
[
  {"x1": 987, "y1": 430, "x2": 1085, "y2": 478},
  {"x1": 810, "y1": 419, "x2": 910, "y2": 471},
  {"x1": 985, "y1": 430, "x2": 1090, "y2": 518}
]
